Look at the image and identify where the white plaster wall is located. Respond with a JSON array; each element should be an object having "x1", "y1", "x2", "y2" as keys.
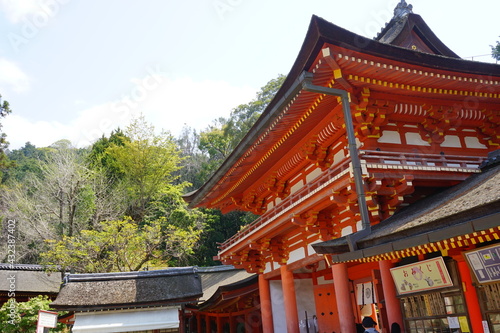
[
  {"x1": 295, "y1": 278, "x2": 316, "y2": 330},
  {"x1": 317, "y1": 275, "x2": 333, "y2": 285},
  {"x1": 341, "y1": 225, "x2": 353, "y2": 237},
  {"x1": 270, "y1": 280, "x2": 286, "y2": 333},
  {"x1": 307, "y1": 239, "x2": 321, "y2": 256},
  {"x1": 334, "y1": 150, "x2": 345, "y2": 165},
  {"x1": 291, "y1": 180, "x2": 304, "y2": 195},
  {"x1": 405, "y1": 132, "x2": 430, "y2": 146},
  {"x1": 270, "y1": 278, "x2": 316, "y2": 333},
  {"x1": 306, "y1": 167, "x2": 322, "y2": 183},
  {"x1": 465, "y1": 136, "x2": 487, "y2": 149},
  {"x1": 378, "y1": 130, "x2": 402, "y2": 144},
  {"x1": 264, "y1": 261, "x2": 273, "y2": 274},
  {"x1": 288, "y1": 247, "x2": 306, "y2": 264},
  {"x1": 441, "y1": 135, "x2": 461, "y2": 148}
]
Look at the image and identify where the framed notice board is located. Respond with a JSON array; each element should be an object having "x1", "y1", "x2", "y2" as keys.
[{"x1": 464, "y1": 243, "x2": 500, "y2": 284}]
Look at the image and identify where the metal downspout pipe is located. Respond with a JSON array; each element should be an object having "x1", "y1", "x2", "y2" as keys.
[{"x1": 301, "y1": 78, "x2": 371, "y2": 251}]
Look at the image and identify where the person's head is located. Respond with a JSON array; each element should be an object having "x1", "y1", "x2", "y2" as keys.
[
  {"x1": 391, "y1": 322, "x2": 401, "y2": 333},
  {"x1": 362, "y1": 317, "x2": 377, "y2": 328}
]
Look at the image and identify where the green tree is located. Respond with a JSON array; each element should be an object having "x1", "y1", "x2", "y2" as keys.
[
  {"x1": 2, "y1": 142, "x2": 47, "y2": 183},
  {"x1": 107, "y1": 115, "x2": 183, "y2": 221},
  {"x1": 492, "y1": 39, "x2": 500, "y2": 61},
  {"x1": 0, "y1": 296, "x2": 68, "y2": 332},
  {"x1": 197, "y1": 117, "x2": 233, "y2": 184},
  {"x1": 1, "y1": 142, "x2": 126, "y2": 263},
  {"x1": 41, "y1": 214, "x2": 204, "y2": 273},
  {"x1": 190, "y1": 210, "x2": 256, "y2": 266},
  {"x1": 224, "y1": 74, "x2": 286, "y2": 149},
  {"x1": 87, "y1": 128, "x2": 129, "y2": 182},
  {"x1": 175, "y1": 126, "x2": 208, "y2": 191},
  {"x1": 0, "y1": 94, "x2": 14, "y2": 179}
]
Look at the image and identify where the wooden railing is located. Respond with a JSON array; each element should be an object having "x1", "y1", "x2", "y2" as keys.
[
  {"x1": 218, "y1": 157, "x2": 352, "y2": 251},
  {"x1": 360, "y1": 150, "x2": 485, "y2": 169}
]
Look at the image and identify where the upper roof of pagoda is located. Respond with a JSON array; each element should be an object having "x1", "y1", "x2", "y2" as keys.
[
  {"x1": 184, "y1": 12, "x2": 500, "y2": 211},
  {"x1": 375, "y1": 1, "x2": 460, "y2": 58}
]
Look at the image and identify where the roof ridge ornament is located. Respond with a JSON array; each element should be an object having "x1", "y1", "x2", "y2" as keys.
[{"x1": 394, "y1": 0, "x2": 413, "y2": 19}]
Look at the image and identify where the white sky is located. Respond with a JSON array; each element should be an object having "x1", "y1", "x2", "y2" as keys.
[{"x1": 0, "y1": 0, "x2": 498, "y2": 149}]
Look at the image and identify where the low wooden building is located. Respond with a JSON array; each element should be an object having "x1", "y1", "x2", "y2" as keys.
[
  {"x1": 184, "y1": 272, "x2": 259, "y2": 333},
  {"x1": 184, "y1": 1, "x2": 500, "y2": 332},
  {"x1": 0, "y1": 263, "x2": 62, "y2": 304},
  {"x1": 51, "y1": 267, "x2": 203, "y2": 333},
  {"x1": 50, "y1": 265, "x2": 254, "y2": 333}
]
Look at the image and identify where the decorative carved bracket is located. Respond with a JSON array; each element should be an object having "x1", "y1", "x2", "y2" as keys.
[
  {"x1": 269, "y1": 237, "x2": 289, "y2": 266},
  {"x1": 267, "y1": 175, "x2": 290, "y2": 199},
  {"x1": 366, "y1": 175, "x2": 414, "y2": 220},
  {"x1": 419, "y1": 105, "x2": 459, "y2": 144},
  {"x1": 479, "y1": 110, "x2": 500, "y2": 146}
]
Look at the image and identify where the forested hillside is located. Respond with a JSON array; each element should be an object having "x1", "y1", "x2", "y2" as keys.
[{"x1": 0, "y1": 75, "x2": 285, "y2": 272}]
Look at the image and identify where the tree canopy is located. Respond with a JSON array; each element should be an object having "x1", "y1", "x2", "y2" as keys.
[
  {"x1": 492, "y1": 39, "x2": 500, "y2": 61},
  {"x1": 0, "y1": 95, "x2": 13, "y2": 179},
  {"x1": 37, "y1": 116, "x2": 207, "y2": 271}
]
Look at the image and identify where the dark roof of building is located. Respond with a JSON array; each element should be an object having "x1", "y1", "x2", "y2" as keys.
[
  {"x1": 51, "y1": 267, "x2": 202, "y2": 311},
  {"x1": 0, "y1": 263, "x2": 53, "y2": 271},
  {"x1": 198, "y1": 274, "x2": 258, "y2": 311},
  {"x1": 0, "y1": 267, "x2": 62, "y2": 294},
  {"x1": 197, "y1": 265, "x2": 254, "y2": 302},
  {"x1": 184, "y1": 13, "x2": 500, "y2": 208},
  {"x1": 375, "y1": 1, "x2": 460, "y2": 58},
  {"x1": 313, "y1": 151, "x2": 500, "y2": 260}
]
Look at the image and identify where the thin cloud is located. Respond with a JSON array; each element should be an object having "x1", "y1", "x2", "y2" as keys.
[
  {"x1": 0, "y1": 0, "x2": 40, "y2": 23},
  {"x1": 3, "y1": 77, "x2": 256, "y2": 149},
  {"x1": 0, "y1": 58, "x2": 31, "y2": 92}
]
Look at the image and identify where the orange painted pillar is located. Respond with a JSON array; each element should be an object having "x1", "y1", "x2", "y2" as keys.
[
  {"x1": 229, "y1": 314, "x2": 235, "y2": 333},
  {"x1": 259, "y1": 274, "x2": 275, "y2": 333},
  {"x1": 217, "y1": 315, "x2": 223, "y2": 333},
  {"x1": 197, "y1": 313, "x2": 202, "y2": 333},
  {"x1": 179, "y1": 308, "x2": 185, "y2": 333},
  {"x1": 281, "y1": 265, "x2": 300, "y2": 333},
  {"x1": 205, "y1": 314, "x2": 210, "y2": 333},
  {"x1": 379, "y1": 260, "x2": 404, "y2": 329},
  {"x1": 332, "y1": 263, "x2": 356, "y2": 333},
  {"x1": 458, "y1": 259, "x2": 484, "y2": 333}
]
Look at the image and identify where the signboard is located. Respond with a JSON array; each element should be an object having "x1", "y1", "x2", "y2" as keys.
[
  {"x1": 464, "y1": 244, "x2": 500, "y2": 284},
  {"x1": 37, "y1": 310, "x2": 58, "y2": 332},
  {"x1": 356, "y1": 282, "x2": 377, "y2": 305},
  {"x1": 390, "y1": 257, "x2": 453, "y2": 295}
]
